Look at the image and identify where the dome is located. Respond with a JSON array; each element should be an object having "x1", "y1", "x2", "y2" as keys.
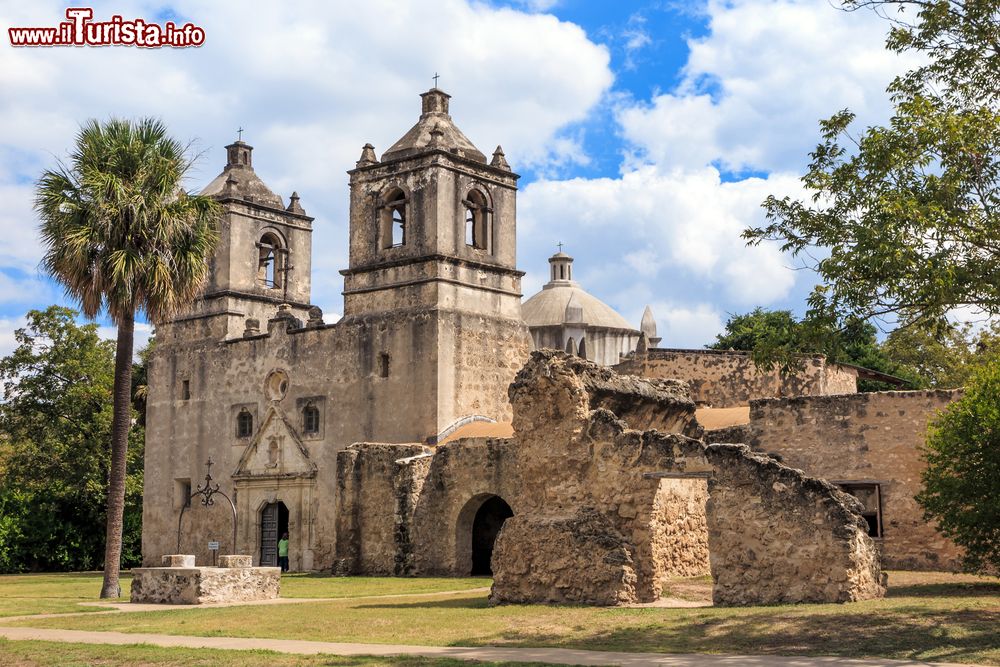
[
  {"x1": 523, "y1": 249, "x2": 635, "y2": 331},
  {"x1": 522, "y1": 284, "x2": 636, "y2": 330}
]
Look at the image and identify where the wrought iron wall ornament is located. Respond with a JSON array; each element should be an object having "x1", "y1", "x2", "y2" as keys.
[{"x1": 176, "y1": 458, "x2": 238, "y2": 555}]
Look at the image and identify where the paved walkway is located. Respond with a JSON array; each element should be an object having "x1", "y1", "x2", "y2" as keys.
[{"x1": 0, "y1": 626, "x2": 977, "y2": 667}]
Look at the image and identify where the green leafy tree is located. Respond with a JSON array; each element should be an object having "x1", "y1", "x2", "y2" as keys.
[
  {"x1": 709, "y1": 307, "x2": 910, "y2": 390},
  {"x1": 35, "y1": 118, "x2": 219, "y2": 596},
  {"x1": 745, "y1": 0, "x2": 1000, "y2": 335},
  {"x1": 0, "y1": 307, "x2": 144, "y2": 572},
  {"x1": 919, "y1": 357, "x2": 1000, "y2": 573}
]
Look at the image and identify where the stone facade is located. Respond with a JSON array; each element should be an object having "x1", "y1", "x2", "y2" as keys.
[
  {"x1": 743, "y1": 390, "x2": 964, "y2": 570},
  {"x1": 142, "y1": 89, "x2": 531, "y2": 570},
  {"x1": 616, "y1": 348, "x2": 859, "y2": 408}
]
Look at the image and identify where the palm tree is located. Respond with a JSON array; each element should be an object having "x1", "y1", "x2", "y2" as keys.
[{"x1": 35, "y1": 118, "x2": 220, "y2": 598}]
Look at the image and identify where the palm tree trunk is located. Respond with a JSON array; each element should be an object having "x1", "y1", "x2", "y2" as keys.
[{"x1": 100, "y1": 312, "x2": 135, "y2": 599}]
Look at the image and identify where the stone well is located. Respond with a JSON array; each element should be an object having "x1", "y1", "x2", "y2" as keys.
[{"x1": 130, "y1": 554, "x2": 280, "y2": 604}]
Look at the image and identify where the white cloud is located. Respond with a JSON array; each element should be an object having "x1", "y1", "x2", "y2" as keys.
[
  {"x1": 0, "y1": 0, "x2": 612, "y2": 314},
  {"x1": 617, "y1": 0, "x2": 922, "y2": 174},
  {"x1": 520, "y1": 166, "x2": 803, "y2": 306}
]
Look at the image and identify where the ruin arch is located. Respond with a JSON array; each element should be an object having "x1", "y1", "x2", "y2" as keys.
[{"x1": 455, "y1": 493, "x2": 513, "y2": 576}]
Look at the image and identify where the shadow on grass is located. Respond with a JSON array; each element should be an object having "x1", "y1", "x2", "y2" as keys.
[
  {"x1": 355, "y1": 596, "x2": 492, "y2": 611},
  {"x1": 450, "y1": 606, "x2": 1000, "y2": 664},
  {"x1": 887, "y1": 581, "x2": 1000, "y2": 599}
]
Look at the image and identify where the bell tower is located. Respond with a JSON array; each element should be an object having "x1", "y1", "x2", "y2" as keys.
[
  {"x1": 342, "y1": 88, "x2": 531, "y2": 437},
  {"x1": 342, "y1": 88, "x2": 522, "y2": 321},
  {"x1": 170, "y1": 138, "x2": 315, "y2": 338}
]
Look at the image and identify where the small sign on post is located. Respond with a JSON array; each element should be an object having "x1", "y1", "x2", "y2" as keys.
[{"x1": 208, "y1": 541, "x2": 220, "y2": 567}]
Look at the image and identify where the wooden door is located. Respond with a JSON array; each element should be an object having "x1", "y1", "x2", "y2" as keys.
[{"x1": 260, "y1": 503, "x2": 278, "y2": 566}]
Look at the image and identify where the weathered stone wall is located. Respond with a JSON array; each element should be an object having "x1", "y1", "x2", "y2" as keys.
[
  {"x1": 747, "y1": 390, "x2": 964, "y2": 570},
  {"x1": 651, "y1": 478, "x2": 710, "y2": 579},
  {"x1": 486, "y1": 351, "x2": 884, "y2": 606},
  {"x1": 490, "y1": 508, "x2": 639, "y2": 606},
  {"x1": 333, "y1": 443, "x2": 429, "y2": 575},
  {"x1": 143, "y1": 302, "x2": 527, "y2": 570},
  {"x1": 615, "y1": 349, "x2": 858, "y2": 408},
  {"x1": 409, "y1": 437, "x2": 522, "y2": 575},
  {"x1": 703, "y1": 444, "x2": 883, "y2": 605}
]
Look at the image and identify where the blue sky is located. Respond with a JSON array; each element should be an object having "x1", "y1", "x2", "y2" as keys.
[{"x1": 0, "y1": 0, "x2": 915, "y2": 352}]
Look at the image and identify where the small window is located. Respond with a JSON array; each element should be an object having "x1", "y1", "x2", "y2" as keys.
[
  {"x1": 181, "y1": 380, "x2": 190, "y2": 400},
  {"x1": 303, "y1": 403, "x2": 320, "y2": 434},
  {"x1": 379, "y1": 353, "x2": 390, "y2": 378},
  {"x1": 175, "y1": 478, "x2": 192, "y2": 510},
  {"x1": 380, "y1": 189, "x2": 407, "y2": 249},
  {"x1": 463, "y1": 190, "x2": 489, "y2": 251},
  {"x1": 839, "y1": 482, "x2": 883, "y2": 538},
  {"x1": 236, "y1": 409, "x2": 254, "y2": 439}
]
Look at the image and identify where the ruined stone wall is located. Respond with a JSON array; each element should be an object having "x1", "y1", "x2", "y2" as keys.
[
  {"x1": 333, "y1": 443, "x2": 429, "y2": 575},
  {"x1": 486, "y1": 351, "x2": 884, "y2": 606},
  {"x1": 747, "y1": 390, "x2": 963, "y2": 570},
  {"x1": 409, "y1": 438, "x2": 522, "y2": 575},
  {"x1": 615, "y1": 349, "x2": 858, "y2": 407},
  {"x1": 703, "y1": 443, "x2": 883, "y2": 605}
]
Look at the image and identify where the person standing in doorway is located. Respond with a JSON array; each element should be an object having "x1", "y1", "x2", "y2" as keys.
[{"x1": 277, "y1": 532, "x2": 290, "y2": 572}]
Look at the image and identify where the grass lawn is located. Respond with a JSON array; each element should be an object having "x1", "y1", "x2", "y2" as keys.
[
  {"x1": 0, "y1": 572, "x2": 485, "y2": 618},
  {"x1": 4, "y1": 571, "x2": 998, "y2": 665},
  {"x1": 0, "y1": 640, "x2": 571, "y2": 667},
  {"x1": 0, "y1": 573, "x2": 130, "y2": 617}
]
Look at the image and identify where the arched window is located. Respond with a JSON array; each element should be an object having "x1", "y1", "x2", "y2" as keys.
[
  {"x1": 380, "y1": 188, "x2": 407, "y2": 249},
  {"x1": 257, "y1": 232, "x2": 284, "y2": 289},
  {"x1": 236, "y1": 409, "x2": 253, "y2": 438},
  {"x1": 463, "y1": 189, "x2": 490, "y2": 252},
  {"x1": 303, "y1": 403, "x2": 320, "y2": 434}
]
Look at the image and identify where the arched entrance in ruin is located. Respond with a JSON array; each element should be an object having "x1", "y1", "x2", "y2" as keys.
[
  {"x1": 465, "y1": 495, "x2": 513, "y2": 576},
  {"x1": 259, "y1": 501, "x2": 288, "y2": 567}
]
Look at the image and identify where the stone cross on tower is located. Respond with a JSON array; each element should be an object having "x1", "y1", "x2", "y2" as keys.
[
  {"x1": 433, "y1": 72, "x2": 440, "y2": 88},
  {"x1": 237, "y1": 127, "x2": 243, "y2": 141}
]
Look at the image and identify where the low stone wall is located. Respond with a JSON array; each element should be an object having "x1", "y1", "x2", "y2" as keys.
[
  {"x1": 747, "y1": 390, "x2": 963, "y2": 570},
  {"x1": 334, "y1": 351, "x2": 886, "y2": 607},
  {"x1": 130, "y1": 554, "x2": 279, "y2": 604},
  {"x1": 615, "y1": 348, "x2": 857, "y2": 408}
]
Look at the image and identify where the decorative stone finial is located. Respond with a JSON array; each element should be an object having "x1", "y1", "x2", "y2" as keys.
[
  {"x1": 640, "y1": 305, "x2": 662, "y2": 347},
  {"x1": 307, "y1": 306, "x2": 325, "y2": 328},
  {"x1": 286, "y1": 191, "x2": 305, "y2": 215},
  {"x1": 356, "y1": 143, "x2": 378, "y2": 168},
  {"x1": 243, "y1": 318, "x2": 260, "y2": 338},
  {"x1": 491, "y1": 145, "x2": 511, "y2": 171}
]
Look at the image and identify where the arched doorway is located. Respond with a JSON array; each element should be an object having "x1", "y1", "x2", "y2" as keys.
[
  {"x1": 471, "y1": 496, "x2": 513, "y2": 575},
  {"x1": 259, "y1": 501, "x2": 289, "y2": 567}
]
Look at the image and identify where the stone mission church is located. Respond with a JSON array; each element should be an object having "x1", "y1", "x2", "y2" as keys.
[{"x1": 144, "y1": 88, "x2": 962, "y2": 575}]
